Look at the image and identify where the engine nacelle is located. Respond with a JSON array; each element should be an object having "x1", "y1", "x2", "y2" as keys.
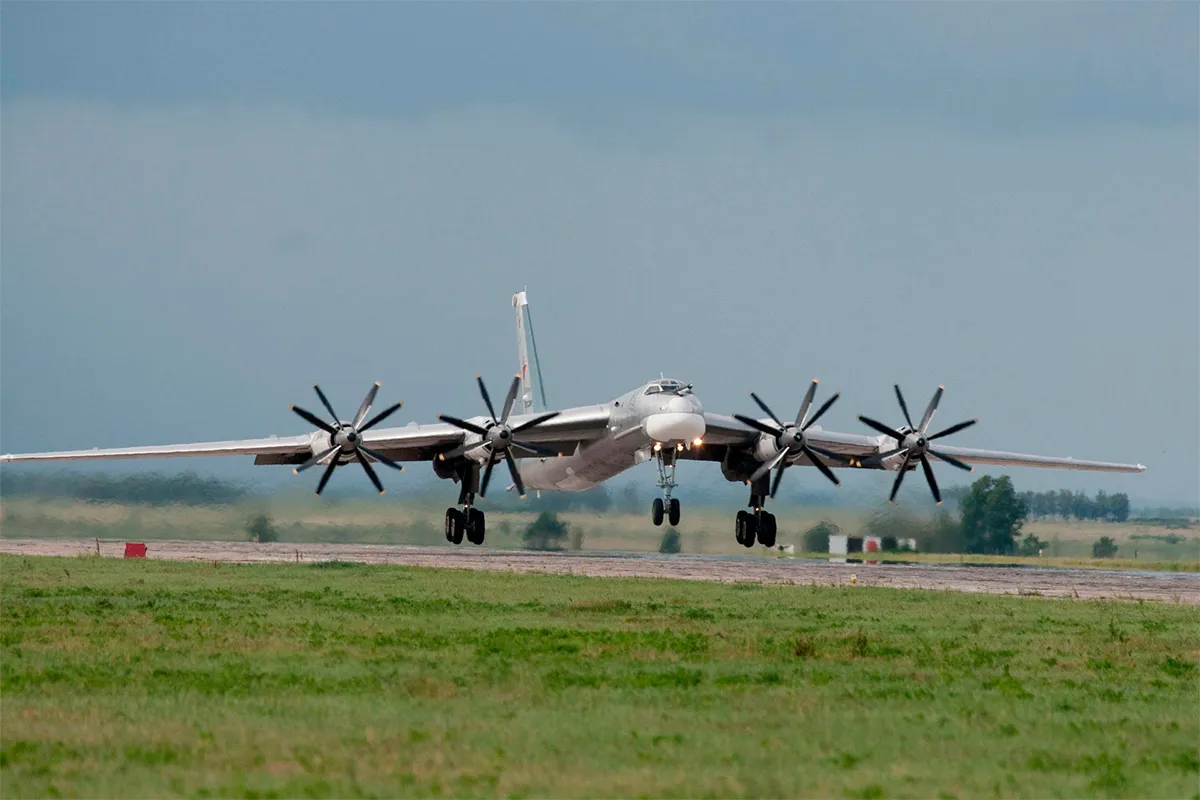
[{"x1": 432, "y1": 457, "x2": 459, "y2": 481}]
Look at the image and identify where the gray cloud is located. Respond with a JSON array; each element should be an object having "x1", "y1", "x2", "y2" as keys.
[{"x1": 2, "y1": 100, "x2": 1196, "y2": 502}]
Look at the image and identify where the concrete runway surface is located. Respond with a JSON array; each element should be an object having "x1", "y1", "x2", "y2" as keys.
[{"x1": 3, "y1": 537, "x2": 1197, "y2": 604}]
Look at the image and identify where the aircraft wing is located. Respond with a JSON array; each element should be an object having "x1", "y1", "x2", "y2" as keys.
[
  {"x1": 0, "y1": 406, "x2": 612, "y2": 467},
  {"x1": 928, "y1": 445, "x2": 1145, "y2": 473},
  {"x1": 699, "y1": 413, "x2": 881, "y2": 457},
  {"x1": 696, "y1": 413, "x2": 1144, "y2": 473}
]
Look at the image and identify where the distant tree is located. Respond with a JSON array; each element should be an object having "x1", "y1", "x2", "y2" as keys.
[
  {"x1": 802, "y1": 520, "x2": 840, "y2": 553},
  {"x1": 960, "y1": 476, "x2": 1027, "y2": 554},
  {"x1": 246, "y1": 512, "x2": 279, "y2": 543},
  {"x1": 570, "y1": 526, "x2": 585, "y2": 551},
  {"x1": 523, "y1": 511, "x2": 568, "y2": 551},
  {"x1": 1092, "y1": 536, "x2": 1119, "y2": 559},
  {"x1": 922, "y1": 507, "x2": 966, "y2": 554},
  {"x1": 1109, "y1": 493, "x2": 1130, "y2": 523},
  {"x1": 1017, "y1": 533, "x2": 1047, "y2": 557},
  {"x1": 617, "y1": 483, "x2": 641, "y2": 515},
  {"x1": 658, "y1": 528, "x2": 681, "y2": 554}
]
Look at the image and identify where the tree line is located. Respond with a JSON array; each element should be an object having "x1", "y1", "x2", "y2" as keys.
[
  {"x1": 1, "y1": 470, "x2": 248, "y2": 506},
  {"x1": 1017, "y1": 489, "x2": 1129, "y2": 522}
]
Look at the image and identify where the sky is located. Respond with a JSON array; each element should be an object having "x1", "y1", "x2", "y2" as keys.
[{"x1": 2, "y1": 2, "x2": 1197, "y2": 506}]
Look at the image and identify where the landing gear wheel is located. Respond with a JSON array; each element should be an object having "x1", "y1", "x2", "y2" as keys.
[
  {"x1": 735, "y1": 510, "x2": 749, "y2": 545},
  {"x1": 466, "y1": 508, "x2": 486, "y2": 545},
  {"x1": 652, "y1": 498, "x2": 665, "y2": 527},
  {"x1": 742, "y1": 513, "x2": 758, "y2": 548},
  {"x1": 668, "y1": 498, "x2": 681, "y2": 527},
  {"x1": 756, "y1": 512, "x2": 777, "y2": 548},
  {"x1": 445, "y1": 508, "x2": 465, "y2": 545}
]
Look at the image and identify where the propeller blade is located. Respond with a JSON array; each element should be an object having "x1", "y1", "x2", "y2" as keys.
[
  {"x1": 919, "y1": 386, "x2": 944, "y2": 433},
  {"x1": 500, "y1": 375, "x2": 521, "y2": 423},
  {"x1": 294, "y1": 444, "x2": 340, "y2": 474},
  {"x1": 479, "y1": 454, "x2": 496, "y2": 498},
  {"x1": 859, "y1": 415, "x2": 906, "y2": 442},
  {"x1": 750, "y1": 448, "x2": 789, "y2": 484},
  {"x1": 359, "y1": 445, "x2": 405, "y2": 472},
  {"x1": 889, "y1": 454, "x2": 910, "y2": 502},
  {"x1": 795, "y1": 380, "x2": 819, "y2": 427},
  {"x1": 512, "y1": 439, "x2": 559, "y2": 458},
  {"x1": 438, "y1": 414, "x2": 489, "y2": 436},
  {"x1": 930, "y1": 448, "x2": 972, "y2": 472},
  {"x1": 504, "y1": 449, "x2": 526, "y2": 498},
  {"x1": 511, "y1": 410, "x2": 561, "y2": 433},
  {"x1": 313, "y1": 385, "x2": 341, "y2": 427},
  {"x1": 750, "y1": 392, "x2": 785, "y2": 428},
  {"x1": 858, "y1": 446, "x2": 906, "y2": 467},
  {"x1": 315, "y1": 449, "x2": 342, "y2": 495},
  {"x1": 437, "y1": 442, "x2": 475, "y2": 461},
  {"x1": 291, "y1": 405, "x2": 338, "y2": 436},
  {"x1": 770, "y1": 463, "x2": 787, "y2": 498},
  {"x1": 801, "y1": 445, "x2": 841, "y2": 487},
  {"x1": 927, "y1": 418, "x2": 977, "y2": 441},
  {"x1": 477, "y1": 375, "x2": 499, "y2": 423},
  {"x1": 352, "y1": 382, "x2": 380, "y2": 428},
  {"x1": 733, "y1": 413, "x2": 784, "y2": 438},
  {"x1": 803, "y1": 392, "x2": 840, "y2": 431},
  {"x1": 357, "y1": 451, "x2": 384, "y2": 494},
  {"x1": 360, "y1": 401, "x2": 404, "y2": 432},
  {"x1": 919, "y1": 454, "x2": 942, "y2": 504},
  {"x1": 894, "y1": 384, "x2": 915, "y2": 430}
]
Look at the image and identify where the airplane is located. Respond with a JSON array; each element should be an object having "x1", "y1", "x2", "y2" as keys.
[{"x1": 0, "y1": 290, "x2": 1146, "y2": 549}]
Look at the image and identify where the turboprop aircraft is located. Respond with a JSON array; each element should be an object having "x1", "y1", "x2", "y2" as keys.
[{"x1": 0, "y1": 291, "x2": 1146, "y2": 548}]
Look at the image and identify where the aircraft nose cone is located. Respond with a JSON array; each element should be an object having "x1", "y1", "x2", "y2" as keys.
[{"x1": 645, "y1": 411, "x2": 706, "y2": 443}]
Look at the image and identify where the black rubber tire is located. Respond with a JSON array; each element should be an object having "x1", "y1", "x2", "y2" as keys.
[
  {"x1": 668, "y1": 498, "x2": 681, "y2": 527},
  {"x1": 449, "y1": 509, "x2": 465, "y2": 545},
  {"x1": 742, "y1": 513, "x2": 758, "y2": 548},
  {"x1": 467, "y1": 508, "x2": 486, "y2": 545},
  {"x1": 652, "y1": 498, "x2": 665, "y2": 527},
  {"x1": 444, "y1": 508, "x2": 456, "y2": 542},
  {"x1": 735, "y1": 510, "x2": 749, "y2": 545},
  {"x1": 757, "y1": 512, "x2": 777, "y2": 548}
]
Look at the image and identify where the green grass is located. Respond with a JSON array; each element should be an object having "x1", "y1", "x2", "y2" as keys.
[{"x1": 2, "y1": 556, "x2": 1198, "y2": 798}]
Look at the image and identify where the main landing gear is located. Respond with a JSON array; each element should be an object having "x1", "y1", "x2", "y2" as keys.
[
  {"x1": 445, "y1": 469, "x2": 487, "y2": 546},
  {"x1": 734, "y1": 477, "x2": 776, "y2": 548},
  {"x1": 651, "y1": 444, "x2": 682, "y2": 527}
]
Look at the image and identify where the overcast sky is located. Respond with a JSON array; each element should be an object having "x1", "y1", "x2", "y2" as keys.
[{"x1": 2, "y1": 2, "x2": 1197, "y2": 505}]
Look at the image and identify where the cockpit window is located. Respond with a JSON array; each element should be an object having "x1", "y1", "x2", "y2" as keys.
[{"x1": 644, "y1": 380, "x2": 690, "y2": 396}]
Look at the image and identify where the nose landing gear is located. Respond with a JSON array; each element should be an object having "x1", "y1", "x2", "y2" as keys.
[{"x1": 651, "y1": 444, "x2": 683, "y2": 527}]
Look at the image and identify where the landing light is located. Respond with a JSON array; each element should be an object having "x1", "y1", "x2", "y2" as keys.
[
  {"x1": 676, "y1": 443, "x2": 684, "y2": 452},
  {"x1": 653, "y1": 442, "x2": 662, "y2": 452},
  {"x1": 692, "y1": 437, "x2": 703, "y2": 447}
]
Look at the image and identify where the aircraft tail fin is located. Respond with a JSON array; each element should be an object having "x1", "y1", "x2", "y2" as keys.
[{"x1": 512, "y1": 290, "x2": 548, "y2": 413}]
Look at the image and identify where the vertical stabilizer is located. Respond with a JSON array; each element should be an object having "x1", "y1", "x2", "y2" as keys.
[{"x1": 512, "y1": 290, "x2": 548, "y2": 413}]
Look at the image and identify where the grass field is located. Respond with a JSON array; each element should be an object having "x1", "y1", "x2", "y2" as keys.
[
  {"x1": 2, "y1": 556, "x2": 1198, "y2": 798},
  {"x1": 3, "y1": 497, "x2": 1197, "y2": 570}
]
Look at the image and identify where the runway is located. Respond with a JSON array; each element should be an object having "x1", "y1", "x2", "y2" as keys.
[{"x1": 2, "y1": 538, "x2": 1197, "y2": 604}]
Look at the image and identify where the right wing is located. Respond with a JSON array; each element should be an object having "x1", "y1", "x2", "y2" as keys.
[{"x1": 0, "y1": 407, "x2": 612, "y2": 467}]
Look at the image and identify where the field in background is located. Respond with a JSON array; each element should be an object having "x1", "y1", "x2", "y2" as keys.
[
  {"x1": 3, "y1": 555, "x2": 1198, "y2": 798},
  {"x1": 1, "y1": 497, "x2": 1196, "y2": 569}
]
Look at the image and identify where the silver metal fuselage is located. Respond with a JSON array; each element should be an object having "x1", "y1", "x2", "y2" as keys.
[{"x1": 517, "y1": 379, "x2": 704, "y2": 492}]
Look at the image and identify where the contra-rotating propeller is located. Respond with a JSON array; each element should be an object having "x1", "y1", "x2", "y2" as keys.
[
  {"x1": 733, "y1": 379, "x2": 845, "y2": 498},
  {"x1": 290, "y1": 382, "x2": 406, "y2": 495},
  {"x1": 857, "y1": 384, "x2": 977, "y2": 504},
  {"x1": 438, "y1": 375, "x2": 561, "y2": 499}
]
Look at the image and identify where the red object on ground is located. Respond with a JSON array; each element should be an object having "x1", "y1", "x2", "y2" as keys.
[{"x1": 124, "y1": 542, "x2": 147, "y2": 558}]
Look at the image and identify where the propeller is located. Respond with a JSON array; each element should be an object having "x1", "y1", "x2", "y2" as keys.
[
  {"x1": 290, "y1": 382, "x2": 405, "y2": 495},
  {"x1": 438, "y1": 375, "x2": 561, "y2": 498},
  {"x1": 733, "y1": 379, "x2": 844, "y2": 498},
  {"x1": 857, "y1": 384, "x2": 977, "y2": 504}
]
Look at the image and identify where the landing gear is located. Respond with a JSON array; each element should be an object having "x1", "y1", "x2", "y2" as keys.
[
  {"x1": 445, "y1": 467, "x2": 486, "y2": 546},
  {"x1": 651, "y1": 445, "x2": 683, "y2": 527},
  {"x1": 734, "y1": 477, "x2": 776, "y2": 548},
  {"x1": 734, "y1": 509, "x2": 776, "y2": 548}
]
